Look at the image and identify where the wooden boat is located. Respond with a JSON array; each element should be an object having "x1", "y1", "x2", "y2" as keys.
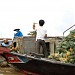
[{"x1": 0, "y1": 47, "x2": 75, "y2": 75}]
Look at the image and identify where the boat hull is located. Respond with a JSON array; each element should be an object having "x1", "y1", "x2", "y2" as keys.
[
  {"x1": 2, "y1": 52, "x2": 75, "y2": 75},
  {"x1": 11, "y1": 59, "x2": 75, "y2": 75},
  {"x1": 0, "y1": 46, "x2": 75, "y2": 75}
]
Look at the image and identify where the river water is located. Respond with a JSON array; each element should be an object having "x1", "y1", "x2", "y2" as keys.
[{"x1": 0, "y1": 66, "x2": 24, "y2": 75}]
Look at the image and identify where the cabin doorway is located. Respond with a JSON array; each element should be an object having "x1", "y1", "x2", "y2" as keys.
[{"x1": 45, "y1": 42, "x2": 50, "y2": 55}]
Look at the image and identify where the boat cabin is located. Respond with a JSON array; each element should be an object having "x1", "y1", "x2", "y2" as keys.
[{"x1": 13, "y1": 36, "x2": 62, "y2": 55}]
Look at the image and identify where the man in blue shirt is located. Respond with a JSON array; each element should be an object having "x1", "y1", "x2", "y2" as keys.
[{"x1": 14, "y1": 29, "x2": 23, "y2": 38}]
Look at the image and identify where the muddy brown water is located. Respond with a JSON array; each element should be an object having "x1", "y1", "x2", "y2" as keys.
[{"x1": 0, "y1": 66, "x2": 24, "y2": 75}]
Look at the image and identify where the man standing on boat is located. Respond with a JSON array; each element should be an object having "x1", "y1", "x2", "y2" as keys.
[
  {"x1": 33, "y1": 19, "x2": 48, "y2": 58},
  {"x1": 13, "y1": 29, "x2": 23, "y2": 38}
]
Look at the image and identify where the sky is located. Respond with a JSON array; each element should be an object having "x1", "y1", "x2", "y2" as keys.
[{"x1": 0, "y1": 0, "x2": 75, "y2": 38}]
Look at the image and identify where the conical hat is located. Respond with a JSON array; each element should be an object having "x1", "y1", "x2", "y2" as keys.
[{"x1": 13, "y1": 29, "x2": 20, "y2": 31}]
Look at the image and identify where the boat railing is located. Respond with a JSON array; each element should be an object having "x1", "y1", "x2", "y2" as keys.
[{"x1": 63, "y1": 24, "x2": 75, "y2": 38}]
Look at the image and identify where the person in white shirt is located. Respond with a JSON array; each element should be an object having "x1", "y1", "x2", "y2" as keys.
[{"x1": 33, "y1": 19, "x2": 48, "y2": 58}]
